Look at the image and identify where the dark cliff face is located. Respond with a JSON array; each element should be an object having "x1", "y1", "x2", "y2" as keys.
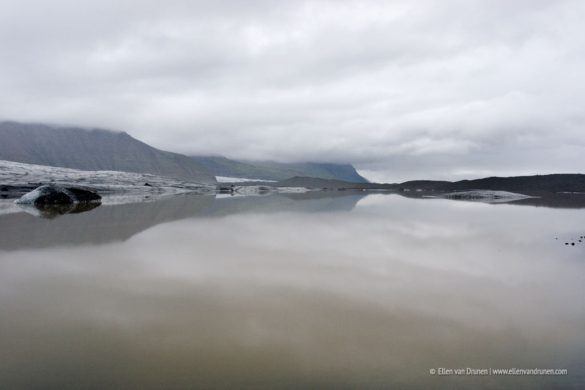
[
  {"x1": 0, "y1": 121, "x2": 216, "y2": 183},
  {"x1": 191, "y1": 156, "x2": 368, "y2": 183}
]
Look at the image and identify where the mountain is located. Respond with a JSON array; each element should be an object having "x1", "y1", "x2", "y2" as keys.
[
  {"x1": 396, "y1": 174, "x2": 585, "y2": 193},
  {"x1": 274, "y1": 174, "x2": 585, "y2": 195},
  {"x1": 191, "y1": 155, "x2": 368, "y2": 183},
  {"x1": 444, "y1": 174, "x2": 585, "y2": 193},
  {"x1": 275, "y1": 176, "x2": 361, "y2": 188},
  {"x1": 0, "y1": 121, "x2": 367, "y2": 184},
  {"x1": 0, "y1": 121, "x2": 216, "y2": 183}
]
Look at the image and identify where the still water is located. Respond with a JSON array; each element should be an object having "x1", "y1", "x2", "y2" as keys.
[{"x1": 0, "y1": 192, "x2": 584, "y2": 389}]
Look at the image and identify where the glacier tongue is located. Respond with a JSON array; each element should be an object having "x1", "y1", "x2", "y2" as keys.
[{"x1": 0, "y1": 159, "x2": 214, "y2": 205}]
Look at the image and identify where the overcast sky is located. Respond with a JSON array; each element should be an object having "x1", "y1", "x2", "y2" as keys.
[{"x1": 1, "y1": 0, "x2": 584, "y2": 181}]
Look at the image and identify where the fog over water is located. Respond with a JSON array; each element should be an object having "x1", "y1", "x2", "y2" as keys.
[{"x1": 1, "y1": 193, "x2": 584, "y2": 388}]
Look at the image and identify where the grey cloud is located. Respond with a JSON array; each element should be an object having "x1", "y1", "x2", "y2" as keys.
[{"x1": 1, "y1": 0, "x2": 584, "y2": 182}]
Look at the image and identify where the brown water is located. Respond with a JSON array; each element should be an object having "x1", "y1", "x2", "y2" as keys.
[{"x1": 0, "y1": 192, "x2": 584, "y2": 389}]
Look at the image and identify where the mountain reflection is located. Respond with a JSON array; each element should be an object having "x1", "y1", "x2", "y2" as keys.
[{"x1": 0, "y1": 192, "x2": 365, "y2": 251}]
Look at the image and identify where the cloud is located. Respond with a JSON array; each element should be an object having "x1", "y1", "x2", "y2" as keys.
[{"x1": 0, "y1": 0, "x2": 584, "y2": 181}]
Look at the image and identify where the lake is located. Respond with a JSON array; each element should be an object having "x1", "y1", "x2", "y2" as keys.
[{"x1": 1, "y1": 192, "x2": 584, "y2": 389}]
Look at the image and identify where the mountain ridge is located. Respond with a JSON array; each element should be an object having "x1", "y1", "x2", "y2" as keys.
[
  {"x1": 273, "y1": 174, "x2": 585, "y2": 194},
  {"x1": 0, "y1": 121, "x2": 367, "y2": 184},
  {"x1": 191, "y1": 155, "x2": 368, "y2": 183},
  {"x1": 0, "y1": 121, "x2": 218, "y2": 183}
]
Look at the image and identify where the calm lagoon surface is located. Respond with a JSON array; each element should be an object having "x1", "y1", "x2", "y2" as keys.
[{"x1": 1, "y1": 192, "x2": 584, "y2": 389}]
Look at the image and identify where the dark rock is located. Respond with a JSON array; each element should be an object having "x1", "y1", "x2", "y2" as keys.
[
  {"x1": 144, "y1": 182, "x2": 153, "y2": 187},
  {"x1": 16, "y1": 185, "x2": 101, "y2": 206},
  {"x1": 66, "y1": 187, "x2": 101, "y2": 202},
  {"x1": 37, "y1": 190, "x2": 72, "y2": 205}
]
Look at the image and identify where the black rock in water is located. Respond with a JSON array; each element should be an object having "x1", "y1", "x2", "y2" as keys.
[
  {"x1": 16, "y1": 185, "x2": 101, "y2": 206},
  {"x1": 66, "y1": 187, "x2": 102, "y2": 203}
]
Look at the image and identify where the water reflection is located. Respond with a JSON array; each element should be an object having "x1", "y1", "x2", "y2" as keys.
[
  {"x1": 18, "y1": 201, "x2": 101, "y2": 219},
  {"x1": 0, "y1": 192, "x2": 365, "y2": 251},
  {"x1": 398, "y1": 191, "x2": 585, "y2": 209},
  {"x1": 0, "y1": 194, "x2": 584, "y2": 388}
]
